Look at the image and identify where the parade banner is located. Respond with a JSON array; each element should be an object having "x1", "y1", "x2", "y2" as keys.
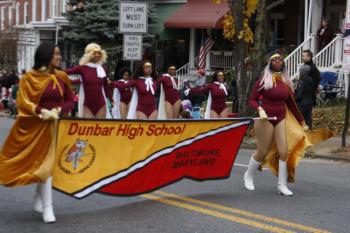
[{"x1": 52, "y1": 119, "x2": 251, "y2": 199}]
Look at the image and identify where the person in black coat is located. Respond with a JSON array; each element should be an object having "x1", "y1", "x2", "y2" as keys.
[
  {"x1": 317, "y1": 19, "x2": 334, "y2": 51},
  {"x1": 296, "y1": 50, "x2": 321, "y2": 129}
]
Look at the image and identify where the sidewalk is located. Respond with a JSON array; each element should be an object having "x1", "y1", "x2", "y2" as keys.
[
  {"x1": 0, "y1": 110, "x2": 10, "y2": 118},
  {"x1": 241, "y1": 136, "x2": 350, "y2": 161},
  {"x1": 306, "y1": 136, "x2": 350, "y2": 161}
]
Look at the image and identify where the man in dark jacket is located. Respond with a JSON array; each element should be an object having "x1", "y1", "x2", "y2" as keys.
[{"x1": 296, "y1": 50, "x2": 321, "y2": 129}]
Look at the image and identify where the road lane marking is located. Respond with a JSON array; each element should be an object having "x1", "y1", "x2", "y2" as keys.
[
  {"x1": 155, "y1": 191, "x2": 331, "y2": 233},
  {"x1": 142, "y1": 194, "x2": 296, "y2": 233},
  {"x1": 234, "y1": 163, "x2": 269, "y2": 170},
  {"x1": 234, "y1": 163, "x2": 249, "y2": 167}
]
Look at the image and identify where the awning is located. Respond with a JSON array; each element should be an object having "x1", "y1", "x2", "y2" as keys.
[{"x1": 164, "y1": 0, "x2": 230, "y2": 29}]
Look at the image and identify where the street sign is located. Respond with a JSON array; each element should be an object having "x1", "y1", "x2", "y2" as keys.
[
  {"x1": 123, "y1": 34, "x2": 143, "y2": 61},
  {"x1": 119, "y1": 2, "x2": 148, "y2": 34},
  {"x1": 343, "y1": 36, "x2": 350, "y2": 70}
]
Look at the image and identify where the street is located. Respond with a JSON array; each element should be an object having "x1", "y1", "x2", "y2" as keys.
[{"x1": 0, "y1": 117, "x2": 349, "y2": 233}]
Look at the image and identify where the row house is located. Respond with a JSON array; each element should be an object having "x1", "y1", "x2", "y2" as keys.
[
  {"x1": 153, "y1": 0, "x2": 347, "y2": 79},
  {"x1": 0, "y1": 0, "x2": 69, "y2": 72}
]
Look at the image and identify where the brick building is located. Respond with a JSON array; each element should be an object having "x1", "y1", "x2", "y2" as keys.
[{"x1": 0, "y1": 0, "x2": 68, "y2": 72}]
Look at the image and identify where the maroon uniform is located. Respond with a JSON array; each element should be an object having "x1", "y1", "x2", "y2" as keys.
[
  {"x1": 66, "y1": 65, "x2": 112, "y2": 115},
  {"x1": 35, "y1": 76, "x2": 74, "y2": 114},
  {"x1": 249, "y1": 77, "x2": 304, "y2": 126},
  {"x1": 114, "y1": 77, "x2": 157, "y2": 117},
  {"x1": 157, "y1": 74, "x2": 180, "y2": 105},
  {"x1": 191, "y1": 82, "x2": 228, "y2": 115},
  {"x1": 114, "y1": 80, "x2": 132, "y2": 105}
]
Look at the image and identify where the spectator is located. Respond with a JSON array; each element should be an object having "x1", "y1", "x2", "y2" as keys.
[
  {"x1": 187, "y1": 69, "x2": 207, "y2": 107},
  {"x1": 295, "y1": 50, "x2": 321, "y2": 129},
  {"x1": 8, "y1": 81, "x2": 19, "y2": 116},
  {"x1": 20, "y1": 69, "x2": 26, "y2": 79},
  {"x1": 317, "y1": 19, "x2": 334, "y2": 51},
  {"x1": 6, "y1": 70, "x2": 19, "y2": 88}
]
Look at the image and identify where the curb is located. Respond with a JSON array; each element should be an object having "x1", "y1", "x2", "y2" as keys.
[
  {"x1": 241, "y1": 143, "x2": 350, "y2": 162},
  {"x1": 240, "y1": 144, "x2": 256, "y2": 150},
  {"x1": 305, "y1": 152, "x2": 350, "y2": 162}
]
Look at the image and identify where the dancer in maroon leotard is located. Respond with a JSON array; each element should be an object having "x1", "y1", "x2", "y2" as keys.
[
  {"x1": 187, "y1": 71, "x2": 229, "y2": 118},
  {"x1": 244, "y1": 52, "x2": 307, "y2": 196},
  {"x1": 157, "y1": 66, "x2": 181, "y2": 119},
  {"x1": 111, "y1": 67, "x2": 132, "y2": 119},
  {"x1": 66, "y1": 43, "x2": 113, "y2": 119},
  {"x1": 113, "y1": 61, "x2": 158, "y2": 119}
]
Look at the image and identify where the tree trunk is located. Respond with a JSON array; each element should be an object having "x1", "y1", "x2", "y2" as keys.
[
  {"x1": 229, "y1": 0, "x2": 249, "y2": 114},
  {"x1": 342, "y1": 73, "x2": 350, "y2": 147},
  {"x1": 252, "y1": 0, "x2": 267, "y2": 82}
]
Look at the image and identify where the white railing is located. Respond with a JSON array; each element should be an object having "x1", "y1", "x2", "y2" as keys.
[
  {"x1": 176, "y1": 50, "x2": 235, "y2": 82},
  {"x1": 209, "y1": 51, "x2": 235, "y2": 69},
  {"x1": 284, "y1": 34, "x2": 316, "y2": 78},
  {"x1": 314, "y1": 34, "x2": 344, "y2": 70},
  {"x1": 176, "y1": 56, "x2": 199, "y2": 85}
]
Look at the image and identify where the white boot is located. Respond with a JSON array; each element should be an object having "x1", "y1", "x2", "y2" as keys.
[
  {"x1": 40, "y1": 177, "x2": 56, "y2": 223},
  {"x1": 33, "y1": 185, "x2": 43, "y2": 213},
  {"x1": 277, "y1": 160, "x2": 293, "y2": 196},
  {"x1": 244, "y1": 155, "x2": 261, "y2": 191}
]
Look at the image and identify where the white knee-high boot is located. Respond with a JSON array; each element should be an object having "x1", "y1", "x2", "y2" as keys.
[
  {"x1": 39, "y1": 177, "x2": 56, "y2": 223},
  {"x1": 33, "y1": 185, "x2": 43, "y2": 213},
  {"x1": 277, "y1": 160, "x2": 293, "y2": 196},
  {"x1": 244, "y1": 155, "x2": 261, "y2": 191}
]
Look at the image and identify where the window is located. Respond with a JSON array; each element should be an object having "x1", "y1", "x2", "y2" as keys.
[
  {"x1": 32, "y1": 0, "x2": 37, "y2": 22},
  {"x1": 51, "y1": 0, "x2": 58, "y2": 18},
  {"x1": 41, "y1": 0, "x2": 46, "y2": 21},
  {"x1": 61, "y1": 0, "x2": 67, "y2": 15},
  {"x1": 24, "y1": 2, "x2": 29, "y2": 25},
  {"x1": 8, "y1": 7, "x2": 12, "y2": 26},
  {"x1": 15, "y1": 2, "x2": 20, "y2": 25},
  {"x1": 0, "y1": 7, "x2": 4, "y2": 30}
]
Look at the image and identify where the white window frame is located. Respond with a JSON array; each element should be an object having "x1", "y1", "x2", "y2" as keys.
[
  {"x1": 61, "y1": 0, "x2": 67, "y2": 15},
  {"x1": 8, "y1": 6, "x2": 12, "y2": 27},
  {"x1": 41, "y1": 0, "x2": 46, "y2": 21},
  {"x1": 15, "y1": 2, "x2": 20, "y2": 26},
  {"x1": 32, "y1": 0, "x2": 37, "y2": 22},
  {"x1": 50, "y1": 0, "x2": 58, "y2": 18},
  {"x1": 0, "y1": 7, "x2": 4, "y2": 31},
  {"x1": 24, "y1": 2, "x2": 29, "y2": 25}
]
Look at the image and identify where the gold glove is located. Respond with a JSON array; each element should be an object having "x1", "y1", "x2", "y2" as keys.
[
  {"x1": 50, "y1": 108, "x2": 60, "y2": 120},
  {"x1": 258, "y1": 107, "x2": 268, "y2": 121},
  {"x1": 39, "y1": 109, "x2": 54, "y2": 120},
  {"x1": 52, "y1": 107, "x2": 62, "y2": 116},
  {"x1": 39, "y1": 109, "x2": 59, "y2": 120}
]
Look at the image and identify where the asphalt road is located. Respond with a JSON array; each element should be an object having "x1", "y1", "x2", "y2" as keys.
[{"x1": 0, "y1": 117, "x2": 349, "y2": 233}]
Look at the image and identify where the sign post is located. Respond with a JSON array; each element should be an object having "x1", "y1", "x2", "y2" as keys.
[
  {"x1": 342, "y1": 0, "x2": 350, "y2": 147},
  {"x1": 119, "y1": 1, "x2": 148, "y2": 70}
]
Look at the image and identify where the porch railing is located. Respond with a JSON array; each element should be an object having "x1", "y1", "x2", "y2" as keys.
[
  {"x1": 313, "y1": 34, "x2": 344, "y2": 70},
  {"x1": 209, "y1": 51, "x2": 235, "y2": 69},
  {"x1": 284, "y1": 34, "x2": 316, "y2": 79},
  {"x1": 176, "y1": 56, "x2": 199, "y2": 86}
]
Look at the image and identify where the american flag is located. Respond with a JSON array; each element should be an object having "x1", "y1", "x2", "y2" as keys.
[{"x1": 198, "y1": 33, "x2": 215, "y2": 69}]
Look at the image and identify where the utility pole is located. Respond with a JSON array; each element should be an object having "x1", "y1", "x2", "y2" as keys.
[
  {"x1": 342, "y1": 73, "x2": 350, "y2": 147},
  {"x1": 342, "y1": 0, "x2": 350, "y2": 147}
]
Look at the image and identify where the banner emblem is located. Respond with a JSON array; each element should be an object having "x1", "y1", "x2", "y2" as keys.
[{"x1": 58, "y1": 139, "x2": 96, "y2": 175}]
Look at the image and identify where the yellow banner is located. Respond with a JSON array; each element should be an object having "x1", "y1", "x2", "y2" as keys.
[{"x1": 53, "y1": 119, "x2": 251, "y2": 198}]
